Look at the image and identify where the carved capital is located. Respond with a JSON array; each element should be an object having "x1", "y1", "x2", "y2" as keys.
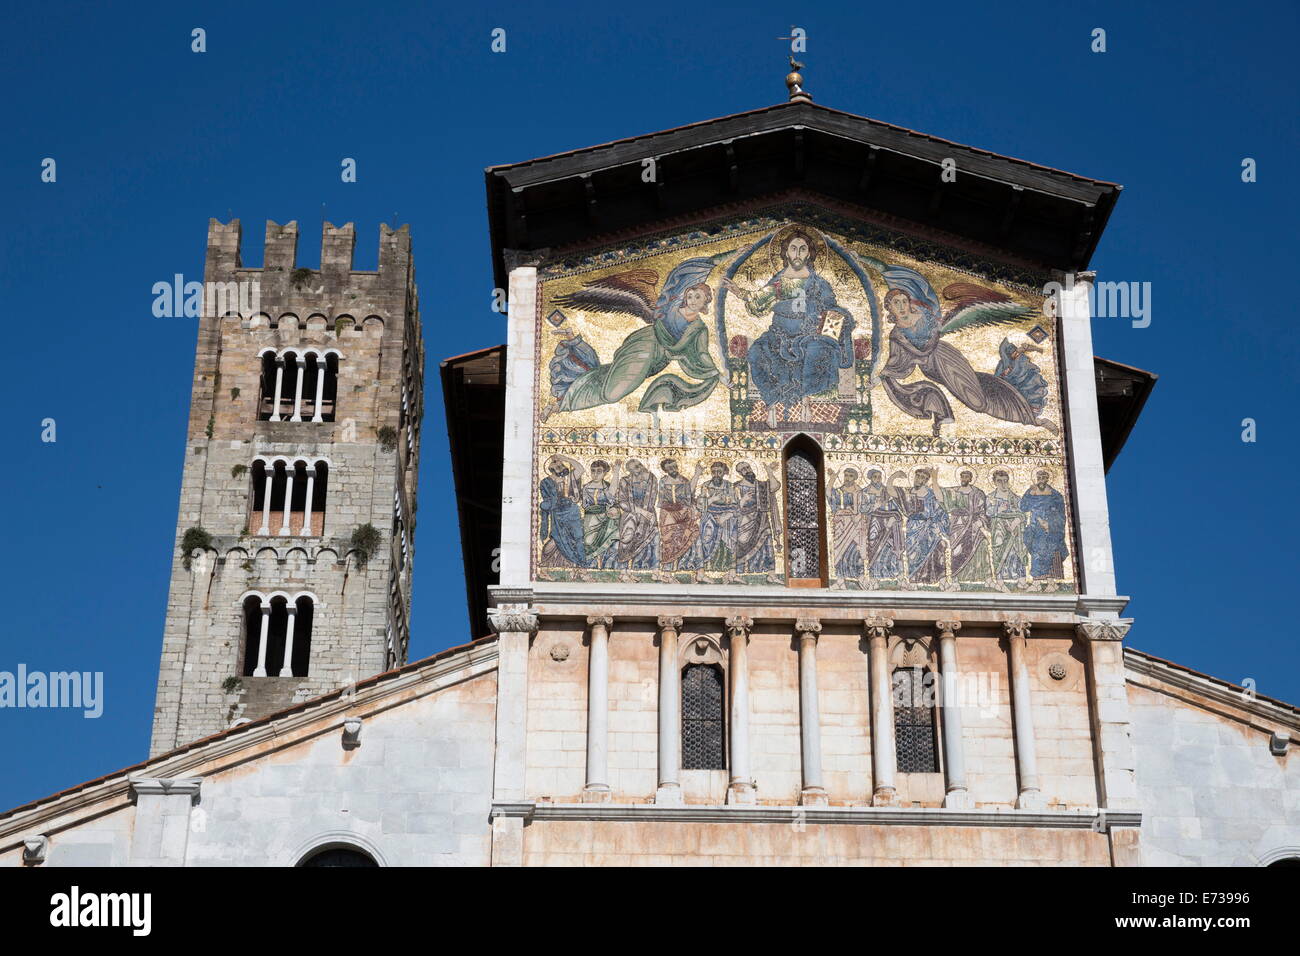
[
  {"x1": 863, "y1": 615, "x2": 894, "y2": 642},
  {"x1": 488, "y1": 603, "x2": 539, "y2": 635},
  {"x1": 1003, "y1": 616, "x2": 1032, "y2": 641},
  {"x1": 1076, "y1": 619, "x2": 1131, "y2": 642},
  {"x1": 936, "y1": 619, "x2": 962, "y2": 638},
  {"x1": 725, "y1": 615, "x2": 754, "y2": 639},
  {"x1": 502, "y1": 247, "x2": 551, "y2": 271},
  {"x1": 657, "y1": 615, "x2": 683, "y2": 633},
  {"x1": 795, "y1": 617, "x2": 822, "y2": 636},
  {"x1": 586, "y1": 615, "x2": 614, "y2": 630}
]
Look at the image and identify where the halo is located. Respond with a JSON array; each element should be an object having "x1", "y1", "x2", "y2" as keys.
[{"x1": 766, "y1": 224, "x2": 827, "y2": 273}]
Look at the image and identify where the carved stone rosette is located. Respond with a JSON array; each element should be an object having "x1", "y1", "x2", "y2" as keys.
[
  {"x1": 487, "y1": 604, "x2": 540, "y2": 635},
  {"x1": 1076, "y1": 619, "x2": 1132, "y2": 642}
]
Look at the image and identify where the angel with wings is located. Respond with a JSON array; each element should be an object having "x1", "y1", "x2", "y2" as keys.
[
  {"x1": 540, "y1": 253, "x2": 733, "y2": 423},
  {"x1": 854, "y1": 259, "x2": 1057, "y2": 435}
]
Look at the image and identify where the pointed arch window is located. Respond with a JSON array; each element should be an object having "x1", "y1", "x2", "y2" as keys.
[
  {"x1": 783, "y1": 437, "x2": 826, "y2": 586},
  {"x1": 681, "y1": 664, "x2": 725, "y2": 770}
]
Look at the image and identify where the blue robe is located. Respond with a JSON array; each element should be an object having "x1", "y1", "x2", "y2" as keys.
[
  {"x1": 539, "y1": 475, "x2": 586, "y2": 567},
  {"x1": 747, "y1": 271, "x2": 855, "y2": 408},
  {"x1": 994, "y1": 339, "x2": 1048, "y2": 414},
  {"x1": 1020, "y1": 487, "x2": 1068, "y2": 577}
]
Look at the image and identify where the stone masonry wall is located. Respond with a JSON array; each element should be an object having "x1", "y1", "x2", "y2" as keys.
[{"x1": 150, "y1": 220, "x2": 424, "y2": 756}]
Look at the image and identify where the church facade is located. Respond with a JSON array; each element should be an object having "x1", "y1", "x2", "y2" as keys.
[{"x1": 2, "y1": 77, "x2": 1297, "y2": 867}]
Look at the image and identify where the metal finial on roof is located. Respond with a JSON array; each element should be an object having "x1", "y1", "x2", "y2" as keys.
[{"x1": 786, "y1": 56, "x2": 811, "y2": 103}]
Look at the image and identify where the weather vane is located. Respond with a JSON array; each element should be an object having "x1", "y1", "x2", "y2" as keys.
[{"x1": 785, "y1": 55, "x2": 811, "y2": 102}]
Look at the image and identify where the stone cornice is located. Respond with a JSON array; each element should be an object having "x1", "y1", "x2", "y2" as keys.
[
  {"x1": 1124, "y1": 649, "x2": 1300, "y2": 733},
  {"x1": 499, "y1": 801, "x2": 1140, "y2": 831},
  {"x1": 493, "y1": 583, "x2": 1128, "y2": 624},
  {"x1": 127, "y1": 776, "x2": 203, "y2": 803}
]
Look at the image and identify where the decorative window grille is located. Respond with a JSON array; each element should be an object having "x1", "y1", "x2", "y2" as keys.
[
  {"x1": 681, "y1": 664, "x2": 725, "y2": 769},
  {"x1": 893, "y1": 667, "x2": 939, "y2": 773},
  {"x1": 785, "y1": 448, "x2": 822, "y2": 579}
]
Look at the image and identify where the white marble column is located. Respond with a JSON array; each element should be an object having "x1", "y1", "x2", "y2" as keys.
[
  {"x1": 936, "y1": 619, "x2": 970, "y2": 808},
  {"x1": 796, "y1": 617, "x2": 827, "y2": 806},
  {"x1": 726, "y1": 615, "x2": 756, "y2": 805},
  {"x1": 290, "y1": 355, "x2": 306, "y2": 421},
  {"x1": 866, "y1": 615, "x2": 897, "y2": 806},
  {"x1": 583, "y1": 615, "x2": 613, "y2": 802},
  {"x1": 252, "y1": 602, "x2": 271, "y2": 676},
  {"x1": 278, "y1": 605, "x2": 298, "y2": 676},
  {"x1": 655, "y1": 614, "x2": 683, "y2": 804},
  {"x1": 257, "y1": 466, "x2": 274, "y2": 535},
  {"x1": 269, "y1": 359, "x2": 285, "y2": 421},
  {"x1": 311, "y1": 357, "x2": 328, "y2": 422},
  {"x1": 1005, "y1": 617, "x2": 1044, "y2": 809},
  {"x1": 487, "y1": 604, "x2": 538, "y2": 804},
  {"x1": 279, "y1": 467, "x2": 295, "y2": 536},
  {"x1": 299, "y1": 464, "x2": 317, "y2": 536},
  {"x1": 1056, "y1": 271, "x2": 1117, "y2": 596}
]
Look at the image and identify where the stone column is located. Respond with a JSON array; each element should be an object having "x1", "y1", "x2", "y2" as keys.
[
  {"x1": 258, "y1": 467, "x2": 274, "y2": 535},
  {"x1": 270, "y1": 359, "x2": 285, "y2": 421},
  {"x1": 1057, "y1": 271, "x2": 1117, "y2": 597},
  {"x1": 1005, "y1": 617, "x2": 1043, "y2": 809},
  {"x1": 1078, "y1": 618, "x2": 1140, "y2": 864},
  {"x1": 726, "y1": 615, "x2": 756, "y2": 805},
  {"x1": 655, "y1": 615, "x2": 683, "y2": 805},
  {"x1": 127, "y1": 776, "x2": 202, "y2": 866},
  {"x1": 497, "y1": 264, "x2": 538, "y2": 587},
  {"x1": 252, "y1": 602, "x2": 271, "y2": 676},
  {"x1": 487, "y1": 604, "x2": 538, "y2": 867},
  {"x1": 279, "y1": 468, "x2": 295, "y2": 536},
  {"x1": 290, "y1": 355, "x2": 306, "y2": 421},
  {"x1": 866, "y1": 615, "x2": 897, "y2": 806},
  {"x1": 311, "y1": 357, "x2": 328, "y2": 422},
  {"x1": 583, "y1": 615, "x2": 613, "y2": 803},
  {"x1": 796, "y1": 617, "x2": 827, "y2": 806},
  {"x1": 936, "y1": 619, "x2": 969, "y2": 808},
  {"x1": 298, "y1": 465, "x2": 317, "y2": 536},
  {"x1": 279, "y1": 605, "x2": 297, "y2": 676}
]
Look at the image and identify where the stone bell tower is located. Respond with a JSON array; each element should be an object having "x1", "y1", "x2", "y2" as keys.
[{"x1": 149, "y1": 219, "x2": 423, "y2": 756}]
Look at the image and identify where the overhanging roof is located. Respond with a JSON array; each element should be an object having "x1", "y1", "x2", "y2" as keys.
[
  {"x1": 485, "y1": 99, "x2": 1123, "y2": 289},
  {"x1": 1094, "y1": 357, "x2": 1157, "y2": 472}
]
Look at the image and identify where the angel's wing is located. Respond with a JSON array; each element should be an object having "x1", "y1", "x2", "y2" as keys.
[
  {"x1": 553, "y1": 269, "x2": 659, "y2": 323},
  {"x1": 938, "y1": 282, "x2": 1035, "y2": 336}
]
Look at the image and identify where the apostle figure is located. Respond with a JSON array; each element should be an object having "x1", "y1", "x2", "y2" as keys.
[
  {"x1": 657, "y1": 458, "x2": 702, "y2": 573},
  {"x1": 733, "y1": 461, "x2": 781, "y2": 579},
  {"x1": 538, "y1": 455, "x2": 587, "y2": 569},
  {"x1": 828, "y1": 466, "x2": 868, "y2": 584},
  {"x1": 685, "y1": 461, "x2": 739, "y2": 576},
  {"x1": 612, "y1": 459, "x2": 659, "y2": 574},
  {"x1": 1020, "y1": 469, "x2": 1069, "y2": 579},
  {"x1": 581, "y1": 459, "x2": 621, "y2": 570},
  {"x1": 889, "y1": 468, "x2": 950, "y2": 585},
  {"x1": 862, "y1": 469, "x2": 904, "y2": 582},
  {"x1": 939, "y1": 469, "x2": 992, "y2": 585},
  {"x1": 986, "y1": 469, "x2": 1029, "y2": 584},
  {"x1": 723, "y1": 227, "x2": 855, "y2": 427}
]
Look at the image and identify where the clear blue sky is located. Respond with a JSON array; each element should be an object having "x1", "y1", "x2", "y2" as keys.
[{"x1": 1, "y1": 0, "x2": 1296, "y2": 810}]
